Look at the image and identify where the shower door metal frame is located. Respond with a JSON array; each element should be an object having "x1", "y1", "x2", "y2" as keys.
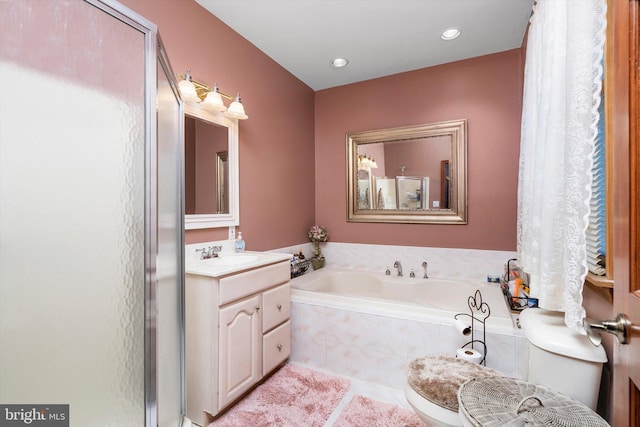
[{"x1": 82, "y1": 1, "x2": 185, "y2": 426}]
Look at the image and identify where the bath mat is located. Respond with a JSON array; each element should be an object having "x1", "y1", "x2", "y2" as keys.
[
  {"x1": 333, "y1": 395, "x2": 423, "y2": 427},
  {"x1": 209, "y1": 364, "x2": 350, "y2": 427}
]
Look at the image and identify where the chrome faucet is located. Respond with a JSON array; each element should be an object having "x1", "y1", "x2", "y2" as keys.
[
  {"x1": 393, "y1": 260, "x2": 403, "y2": 277},
  {"x1": 196, "y1": 248, "x2": 207, "y2": 259},
  {"x1": 197, "y1": 246, "x2": 222, "y2": 259},
  {"x1": 422, "y1": 261, "x2": 429, "y2": 279}
]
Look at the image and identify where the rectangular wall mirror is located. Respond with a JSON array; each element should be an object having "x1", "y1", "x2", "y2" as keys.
[
  {"x1": 347, "y1": 119, "x2": 467, "y2": 224},
  {"x1": 184, "y1": 103, "x2": 239, "y2": 229}
]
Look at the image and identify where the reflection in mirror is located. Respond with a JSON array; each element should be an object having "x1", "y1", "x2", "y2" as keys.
[
  {"x1": 396, "y1": 176, "x2": 425, "y2": 210},
  {"x1": 347, "y1": 119, "x2": 467, "y2": 224},
  {"x1": 184, "y1": 103, "x2": 239, "y2": 229},
  {"x1": 185, "y1": 116, "x2": 228, "y2": 214},
  {"x1": 375, "y1": 178, "x2": 397, "y2": 209}
]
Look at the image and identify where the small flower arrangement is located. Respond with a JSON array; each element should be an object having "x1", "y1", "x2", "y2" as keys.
[
  {"x1": 308, "y1": 225, "x2": 328, "y2": 267},
  {"x1": 308, "y1": 225, "x2": 328, "y2": 243}
]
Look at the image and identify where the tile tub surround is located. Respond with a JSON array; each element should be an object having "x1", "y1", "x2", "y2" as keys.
[
  {"x1": 185, "y1": 241, "x2": 525, "y2": 391},
  {"x1": 289, "y1": 299, "x2": 528, "y2": 390},
  {"x1": 268, "y1": 243, "x2": 526, "y2": 388},
  {"x1": 271, "y1": 242, "x2": 518, "y2": 282}
]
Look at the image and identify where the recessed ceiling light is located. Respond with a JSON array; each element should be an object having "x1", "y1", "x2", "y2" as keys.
[
  {"x1": 441, "y1": 28, "x2": 461, "y2": 41},
  {"x1": 331, "y1": 57, "x2": 349, "y2": 68}
]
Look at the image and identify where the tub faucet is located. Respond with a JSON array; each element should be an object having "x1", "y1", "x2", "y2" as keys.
[
  {"x1": 422, "y1": 261, "x2": 429, "y2": 279},
  {"x1": 393, "y1": 261, "x2": 403, "y2": 277}
]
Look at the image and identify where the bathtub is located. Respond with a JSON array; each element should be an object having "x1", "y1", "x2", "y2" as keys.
[
  {"x1": 289, "y1": 268, "x2": 525, "y2": 388},
  {"x1": 290, "y1": 268, "x2": 514, "y2": 331}
]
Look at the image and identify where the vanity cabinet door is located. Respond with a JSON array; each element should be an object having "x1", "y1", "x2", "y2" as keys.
[
  {"x1": 262, "y1": 283, "x2": 290, "y2": 332},
  {"x1": 218, "y1": 294, "x2": 262, "y2": 409}
]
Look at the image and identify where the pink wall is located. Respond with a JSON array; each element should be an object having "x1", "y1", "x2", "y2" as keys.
[
  {"x1": 315, "y1": 49, "x2": 524, "y2": 250},
  {"x1": 121, "y1": 0, "x2": 522, "y2": 251},
  {"x1": 120, "y1": 0, "x2": 316, "y2": 249}
]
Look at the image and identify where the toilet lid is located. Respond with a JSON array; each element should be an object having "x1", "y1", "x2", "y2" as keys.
[
  {"x1": 458, "y1": 377, "x2": 610, "y2": 426},
  {"x1": 406, "y1": 355, "x2": 503, "y2": 412}
]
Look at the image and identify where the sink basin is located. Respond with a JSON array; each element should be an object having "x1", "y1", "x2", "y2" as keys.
[{"x1": 202, "y1": 253, "x2": 261, "y2": 267}]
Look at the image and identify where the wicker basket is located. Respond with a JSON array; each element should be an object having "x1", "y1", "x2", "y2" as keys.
[
  {"x1": 458, "y1": 377, "x2": 609, "y2": 426},
  {"x1": 290, "y1": 258, "x2": 310, "y2": 278}
]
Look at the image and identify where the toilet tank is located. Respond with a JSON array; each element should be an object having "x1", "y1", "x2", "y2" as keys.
[{"x1": 519, "y1": 308, "x2": 607, "y2": 410}]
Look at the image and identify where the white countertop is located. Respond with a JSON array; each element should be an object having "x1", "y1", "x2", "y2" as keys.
[{"x1": 185, "y1": 250, "x2": 292, "y2": 278}]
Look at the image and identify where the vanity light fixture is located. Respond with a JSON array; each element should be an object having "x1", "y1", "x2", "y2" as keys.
[
  {"x1": 177, "y1": 70, "x2": 201, "y2": 103},
  {"x1": 177, "y1": 70, "x2": 248, "y2": 120},
  {"x1": 226, "y1": 94, "x2": 248, "y2": 120},
  {"x1": 440, "y1": 28, "x2": 461, "y2": 41},
  {"x1": 357, "y1": 154, "x2": 378, "y2": 171},
  {"x1": 331, "y1": 57, "x2": 349, "y2": 68},
  {"x1": 201, "y1": 84, "x2": 227, "y2": 113}
]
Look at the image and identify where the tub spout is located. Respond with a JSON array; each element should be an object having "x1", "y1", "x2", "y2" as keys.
[
  {"x1": 393, "y1": 261, "x2": 403, "y2": 277},
  {"x1": 422, "y1": 261, "x2": 429, "y2": 279}
]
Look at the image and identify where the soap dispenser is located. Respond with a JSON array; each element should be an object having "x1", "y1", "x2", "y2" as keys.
[{"x1": 235, "y1": 232, "x2": 245, "y2": 253}]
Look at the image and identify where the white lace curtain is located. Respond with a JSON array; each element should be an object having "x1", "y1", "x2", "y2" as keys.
[{"x1": 517, "y1": 0, "x2": 606, "y2": 332}]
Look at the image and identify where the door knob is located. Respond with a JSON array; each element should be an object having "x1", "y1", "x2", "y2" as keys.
[{"x1": 584, "y1": 313, "x2": 631, "y2": 345}]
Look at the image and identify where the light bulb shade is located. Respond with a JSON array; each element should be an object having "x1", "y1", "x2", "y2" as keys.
[
  {"x1": 201, "y1": 90, "x2": 227, "y2": 112},
  {"x1": 226, "y1": 94, "x2": 248, "y2": 120},
  {"x1": 178, "y1": 78, "x2": 200, "y2": 103}
]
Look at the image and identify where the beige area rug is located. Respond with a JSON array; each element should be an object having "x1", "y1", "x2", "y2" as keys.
[
  {"x1": 209, "y1": 364, "x2": 351, "y2": 427},
  {"x1": 333, "y1": 395, "x2": 423, "y2": 427}
]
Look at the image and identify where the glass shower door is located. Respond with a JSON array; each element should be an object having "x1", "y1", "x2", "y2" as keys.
[{"x1": 0, "y1": 1, "x2": 184, "y2": 425}]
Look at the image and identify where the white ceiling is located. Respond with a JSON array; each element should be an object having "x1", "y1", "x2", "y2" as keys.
[{"x1": 196, "y1": 0, "x2": 534, "y2": 91}]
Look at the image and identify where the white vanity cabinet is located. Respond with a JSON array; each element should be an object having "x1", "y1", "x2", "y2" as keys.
[{"x1": 185, "y1": 259, "x2": 291, "y2": 426}]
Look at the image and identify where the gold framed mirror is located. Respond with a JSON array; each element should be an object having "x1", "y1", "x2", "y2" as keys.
[{"x1": 347, "y1": 119, "x2": 467, "y2": 224}]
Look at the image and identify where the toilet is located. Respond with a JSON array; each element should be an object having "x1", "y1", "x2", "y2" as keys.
[{"x1": 405, "y1": 308, "x2": 608, "y2": 426}]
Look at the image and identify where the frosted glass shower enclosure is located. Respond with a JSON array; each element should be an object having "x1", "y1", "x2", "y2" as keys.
[{"x1": 0, "y1": 0, "x2": 185, "y2": 426}]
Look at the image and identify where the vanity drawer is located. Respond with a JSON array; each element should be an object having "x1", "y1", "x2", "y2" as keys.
[
  {"x1": 219, "y1": 261, "x2": 289, "y2": 306},
  {"x1": 263, "y1": 320, "x2": 290, "y2": 375},
  {"x1": 262, "y1": 283, "x2": 290, "y2": 333}
]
